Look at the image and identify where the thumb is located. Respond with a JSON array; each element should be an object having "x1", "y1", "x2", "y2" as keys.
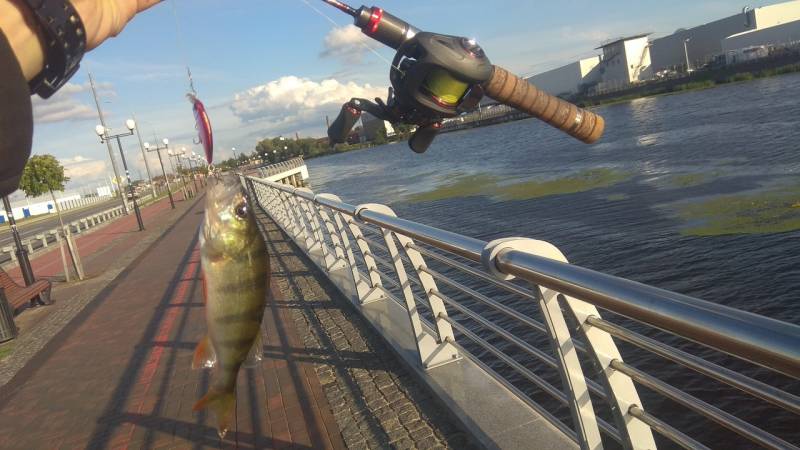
[{"x1": 137, "y1": 0, "x2": 163, "y2": 13}]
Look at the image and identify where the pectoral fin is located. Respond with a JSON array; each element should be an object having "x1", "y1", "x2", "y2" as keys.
[{"x1": 192, "y1": 335, "x2": 217, "y2": 369}]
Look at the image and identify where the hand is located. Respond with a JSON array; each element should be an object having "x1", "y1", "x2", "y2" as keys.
[
  {"x1": 0, "y1": 0, "x2": 161, "y2": 81},
  {"x1": 72, "y1": 0, "x2": 162, "y2": 50}
]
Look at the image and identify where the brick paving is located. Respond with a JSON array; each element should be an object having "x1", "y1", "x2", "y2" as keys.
[
  {"x1": 258, "y1": 211, "x2": 476, "y2": 450},
  {"x1": 0, "y1": 191, "x2": 344, "y2": 449},
  {"x1": 0, "y1": 186, "x2": 476, "y2": 450},
  {"x1": 0, "y1": 195, "x2": 199, "y2": 387}
]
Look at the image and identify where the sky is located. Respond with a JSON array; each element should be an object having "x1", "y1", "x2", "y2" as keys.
[{"x1": 24, "y1": 0, "x2": 782, "y2": 194}]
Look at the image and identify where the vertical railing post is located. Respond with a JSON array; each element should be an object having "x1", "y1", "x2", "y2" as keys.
[
  {"x1": 480, "y1": 238, "x2": 642, "y2": 450},
  {"x1": 357, "y1": 203, "x2": 459, "y2": 370},
  {"x1": 345, "y1": 216, "x2": 386, "y2": 305}
]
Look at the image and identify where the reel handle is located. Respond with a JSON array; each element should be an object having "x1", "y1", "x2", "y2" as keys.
[
  {"x1": 408, "y1": 123, "x2": 440, "y2": 154},
  {"x1": 483, "y1": 65, "x2": 605, "y2": 144},
  {"x1": 328, "y1": 103, "x2": 362, "y2": 144}
]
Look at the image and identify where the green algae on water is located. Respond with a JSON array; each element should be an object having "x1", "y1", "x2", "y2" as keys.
[
  {"x1": 408, "y1": 168, "x2": 631, "y2": 203},
  {"x1": 496, "y1": 168, "x2": 632, "y2": 200},
  {"x1": 678, "y1": 184, "x2": 800, "y2": 236},
  {"x1": 668, "y1": 173, "x2": 709, "y2": 188},
  {"x1": 605, "y1": 193, "x2": 630, "y2": 201},
  {"x1": 408, "y1": 174, "x2": 499, "y2": 202}
]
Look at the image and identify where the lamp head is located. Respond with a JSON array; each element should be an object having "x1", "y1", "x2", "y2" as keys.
[
  {"x1": 95, "y1": 125, "x2": 105, "y2": 136},
  {"x1": 162, "y1": 138, "x2": 169, "y2": 146},
  {"x1": 144, "y1": 142, "x2": 150, "y2": 150},
  {"x1": 125, "y1": 119, "x2": 136, "y2": 131}
]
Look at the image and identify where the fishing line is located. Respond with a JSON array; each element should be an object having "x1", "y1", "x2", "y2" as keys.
[
  {"x1": 296, "y1": 0, "x2": 404, "y2": 74},
  {"x1": 170, "y1": 0, "x2": 198, "y2": 95}
]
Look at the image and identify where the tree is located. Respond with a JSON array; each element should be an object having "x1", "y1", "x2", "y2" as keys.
[{"x1": 18, "y1": 155, "x2": 85, "y2": 280}]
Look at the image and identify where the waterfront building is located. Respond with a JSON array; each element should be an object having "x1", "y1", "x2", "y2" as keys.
[
  {"x1": 722, "y1": 19, "x2": 800, "y2": 62},
  {"x1": 650, "y1": 0, "x2": 800, "y2": 71},
  {"x1": 592, "y1": 34, "x2": 653, "y2": 92},
  {"x1": 521, "y1": 35, "x2": 652, "y2": 97},
  {"x1": 524, "y1": 56, "x2": 602, "y2": 97}
]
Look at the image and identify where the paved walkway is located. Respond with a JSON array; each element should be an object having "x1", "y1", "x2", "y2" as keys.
[{"x1": 0, "y1": 187, "x2": 473, "y2": 449}]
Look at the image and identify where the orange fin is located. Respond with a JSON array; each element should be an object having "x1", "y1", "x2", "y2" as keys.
[
  {"x1": 193, "y1": 386, "x2": 236, "y2": 438},
  {"x1": 192, "y1": 335, "x2": 217, "y2": 370}
]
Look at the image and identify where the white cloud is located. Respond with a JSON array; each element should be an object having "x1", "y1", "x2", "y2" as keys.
[
  {"x1": 229, "y1": 76, "x2": 386, "y2": 131},
  {"x1": 60, "y1": 155, "x2": 109, "y2": 181},
  {"x1": 320, "y1": 25, "x2": 373, "y2": 64},
  {"x1": 32, "y1": 82, "x2": 114, "y2": 124}
]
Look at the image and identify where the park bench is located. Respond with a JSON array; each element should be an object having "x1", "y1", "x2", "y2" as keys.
[{"x1": 0, "y1": 268, "x2": 51, "y2": 314}]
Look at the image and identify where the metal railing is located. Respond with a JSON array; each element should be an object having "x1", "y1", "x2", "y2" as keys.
[
  {"x1": 1, "y1": 205, "x2": 125, "y2": 265},
  {"x1": 243, "y1": 172, "x2": 799, "y2": 450},
  {"x1": 257, "y1": 156, "x2": 306, "y2": 178}
]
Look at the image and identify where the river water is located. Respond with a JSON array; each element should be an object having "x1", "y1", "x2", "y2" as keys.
[{"x1": 305, "y1": 73, "x2": 800, "y2": 448}]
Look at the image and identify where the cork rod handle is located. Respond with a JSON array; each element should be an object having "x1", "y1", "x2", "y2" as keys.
[{"x1": 482, "y1": 65, "x2": 605, "y2": 144}]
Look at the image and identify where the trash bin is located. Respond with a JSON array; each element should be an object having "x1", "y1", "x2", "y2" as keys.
[{"x1": 0, "y1": 288, "x2": 19, "y2": 343}]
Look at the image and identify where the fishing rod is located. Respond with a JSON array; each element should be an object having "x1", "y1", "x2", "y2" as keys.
[{"x1": 321, "y1": 0, "x2": 605, "y2": 153}]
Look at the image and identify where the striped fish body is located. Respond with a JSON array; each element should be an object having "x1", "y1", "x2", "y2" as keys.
[{"x1": 193, "y1": 175, "x2": 269, "y2": 438}]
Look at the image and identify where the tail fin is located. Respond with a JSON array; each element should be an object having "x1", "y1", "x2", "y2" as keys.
[{"x1": 193, "y1": 386, "x2": 235, "y2": 438}]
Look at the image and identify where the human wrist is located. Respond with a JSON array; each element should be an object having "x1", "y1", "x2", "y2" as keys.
[{"x1": 0, "y1": 0, "x2": 46, "y2": 81}]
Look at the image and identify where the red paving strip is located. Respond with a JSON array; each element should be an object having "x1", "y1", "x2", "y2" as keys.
[{"x1": 121, "y1": 247, "x2": 201, "y2": 450}]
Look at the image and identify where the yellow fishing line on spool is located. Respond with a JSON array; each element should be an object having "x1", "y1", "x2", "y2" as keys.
[{"x1": 423, "y1": 68, "x2": 469, "y2": 106}]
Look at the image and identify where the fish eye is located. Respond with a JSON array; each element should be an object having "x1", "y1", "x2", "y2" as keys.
[{"x1": 234, "y1": 201, "x2": 248, "y2": 219}]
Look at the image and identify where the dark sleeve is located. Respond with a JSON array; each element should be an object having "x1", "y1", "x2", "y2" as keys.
[{"x1": 0, "y1": 29, "x2": 33, "y2": 198}]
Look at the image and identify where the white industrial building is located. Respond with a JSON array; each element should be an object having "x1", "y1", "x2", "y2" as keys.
[
  {"x1": 524, "y1": 56, "x2": 601, "y2": 97},
  {"x1": 593, "y1": 34, "x2": 653, "y2": 92},
  {"x1": 723, "y1": 19, "x2": 800, "y2": 62},
  {"x1": 519, "y1": 0, "x2": 800, "y2": 98},
  {"x1": 650, "y1": 0, "x2": 800, "y2": 71},
  {"x1": 524, "y1": 34, "x2": 652, "y2": 96}
]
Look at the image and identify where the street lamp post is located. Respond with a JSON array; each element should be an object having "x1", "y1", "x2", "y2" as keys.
[
  {"x1": 179, "y1": 148, "x2": 199, "y2": 193},
  {"x1": 2, "y1": 196, "x2": 35, "y2": 287},
  {"x1": 89, "y1": 73, "x2": 128, "y2": 215},
  {"x1": 191, "y1": 152, "x2": 206, "y2": 187},
  {"x1": 95, "y1": 119, "x2": 145, "y2": 231},
  {"x1": 144, "y1": 138, "x2": 175, "y2": 209},
  {"x1": 132, "y1": 114, "x2": 157, "y2": 199},
  {"x1": 168, "y1": 149, "x2": 191, "y2": 199},
  {"x1": 683, "y1": 38, "x2": 692, "y2": 73}
]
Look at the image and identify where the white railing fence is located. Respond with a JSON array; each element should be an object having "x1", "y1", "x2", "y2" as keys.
[{"x1": 243, "y1": 173, "x2": 799, "y2": 450}]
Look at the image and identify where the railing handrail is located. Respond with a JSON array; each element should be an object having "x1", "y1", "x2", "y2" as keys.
[
  {"x1": 245, "y1": 170, "x2": 799, "y2": 449},
  {"x1": 248, "y1": 175, "x2": 799, "y2": 379}
]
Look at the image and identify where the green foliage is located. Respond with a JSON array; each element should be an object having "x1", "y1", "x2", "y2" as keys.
[
  {"x1": 373, "y1": 129, "x2": 387, "y2": 145},
  {"x1": 18, "y1": 154, "x2": 69, "y2": 197},
  {"x1": 673, "y1": 80, "x2": 716, "y2": 91}
]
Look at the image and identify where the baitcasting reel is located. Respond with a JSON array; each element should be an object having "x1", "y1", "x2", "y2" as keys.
[{"x1": 324, "y1": 0, "x2": 606, "y2": 153}]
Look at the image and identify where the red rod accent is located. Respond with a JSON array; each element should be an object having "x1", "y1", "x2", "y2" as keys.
[{"x1": 367, "y1": 7, "x2": 383, "y2": 34}]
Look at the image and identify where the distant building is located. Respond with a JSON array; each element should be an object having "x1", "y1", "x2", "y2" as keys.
[
  {"x1": 593, "y1": 34, "x2": 653, "y2": 91},
  {"x1": 523, "y1": 34, "x2": 652, "y2": 96},
  {"x1": 723, "y1": 19, "x2": 800, "y2": 61},
  {"x1": 361, "y1": 112, "x2": 390, "y2": 141},
  {"x1": 650, "y1": 0, "x2": 800, "y2": 71},
  {"x1": 524, "y1": 56, "x2": 602, "y2": 97}
]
